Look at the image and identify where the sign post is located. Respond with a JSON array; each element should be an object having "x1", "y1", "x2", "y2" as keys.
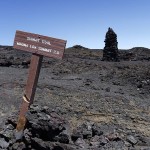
[{"x1": 13, "y1": 30, "x2": 66, "y2": 139}]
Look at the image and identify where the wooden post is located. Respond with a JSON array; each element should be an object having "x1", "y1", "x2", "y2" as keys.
[
  {"x1": 15, "y1": 54, "x2": 43, "y2": 139},
  {"x1": 13, "y1": 30, "x2": 66, "y2": 139}
]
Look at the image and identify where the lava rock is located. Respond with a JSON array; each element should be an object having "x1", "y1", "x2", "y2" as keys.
[
  {"x1": 11, "y1": 142, "x2": 26, "y2": 150},
  {"x1": 105, "y1": 87, "x2": 111, "y2": 92},
  {"x1": 75, "y1": 138, "x2": 88, "y2": 149},
  {"x1": 0, "y1": 104, "x2": 149, "y2": 149},
  {"x1": 127, "y1": 135, "x2": 138, "y2": 145},
  {"x1": 0, "y1": 59, "x2": 12, "y2": 67},
  {"x1": 26, "y1": 105, "x2": 67, "y2": 141},
  {"x1": 55, "y1": 133, "x2": 69, "y2": 144},
  {"x1": 75, "y1": 123, "x2": 93, "y2": 139},
  {"x1": 90, "y1": 135, "x2": 100, "y2": 147},
  {"x1": 0, "y1": 137, "x2": 9, "y2": 149},
  {"x1": 99, "y1": 135, "x2": 108, "y2": 146},
  {"x1": 92, "y1": 123, "x2": 103, "y2": 136},
  {"x1": 71, "y1": 131, "x2": 83, "y2": 142}
]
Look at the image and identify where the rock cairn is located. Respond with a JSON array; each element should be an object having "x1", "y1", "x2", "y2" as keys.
[
  {"x1": 0, "y1": 104, "x2": 150, "y2": 149},
  {"x1": 103, "y1": 27, "x2": 119, "y2": 61}
]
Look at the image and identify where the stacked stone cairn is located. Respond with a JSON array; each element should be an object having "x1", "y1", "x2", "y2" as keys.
[{"x1": 103, "y1": 27, "x2": 119, "y2": 61}]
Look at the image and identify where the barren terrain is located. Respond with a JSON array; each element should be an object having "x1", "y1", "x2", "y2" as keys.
[{"x1": 0, "y1": 45, "x2": 150, "y2": 149}]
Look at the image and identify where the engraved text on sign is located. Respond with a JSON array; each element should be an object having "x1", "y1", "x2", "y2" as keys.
[{"x1": 14, "y1": 30, "x2": 66, "y2": 59}]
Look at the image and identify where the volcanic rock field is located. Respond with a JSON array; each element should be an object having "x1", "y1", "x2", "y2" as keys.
[{"x1": 0, "y1": 45, "x2": 150, "y2": 149}]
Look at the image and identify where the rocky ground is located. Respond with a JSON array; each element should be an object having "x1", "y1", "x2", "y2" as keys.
[{"x1": 0, "y1": 45, "x2": 150, "y2": 149}]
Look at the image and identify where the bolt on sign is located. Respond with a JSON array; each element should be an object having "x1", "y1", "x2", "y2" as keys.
[{"x1": 13, "y1": 30, "x2": 67, "y2": 139}]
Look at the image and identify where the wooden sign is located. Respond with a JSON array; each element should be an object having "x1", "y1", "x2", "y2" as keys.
[
  {"x1": 14, "y1": 30, "x2": 66, "y2": 59},
  {"x1": 13, "y1": 30, "x2": 66, "y2": 139}
]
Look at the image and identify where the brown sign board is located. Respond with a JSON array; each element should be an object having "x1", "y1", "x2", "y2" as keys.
[
  {"x1": 13, "y1": 31, "x2": 67, "y2": 139},
  {"x1": 13, "y1": 30, "x2": 67, "y2": 59}
]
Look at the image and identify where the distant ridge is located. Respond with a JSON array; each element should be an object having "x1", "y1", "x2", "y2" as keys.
[
  {"x1": 0, "y1": 45, "x2": 149, "y2": 51},
  {"x1": 0, "y1": 45, "x2": 149, "y2": 62}
]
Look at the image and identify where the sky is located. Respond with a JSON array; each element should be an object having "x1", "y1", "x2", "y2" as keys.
[{"x1": 0, "y1": 0, "x2": 149, "y2": 49}]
